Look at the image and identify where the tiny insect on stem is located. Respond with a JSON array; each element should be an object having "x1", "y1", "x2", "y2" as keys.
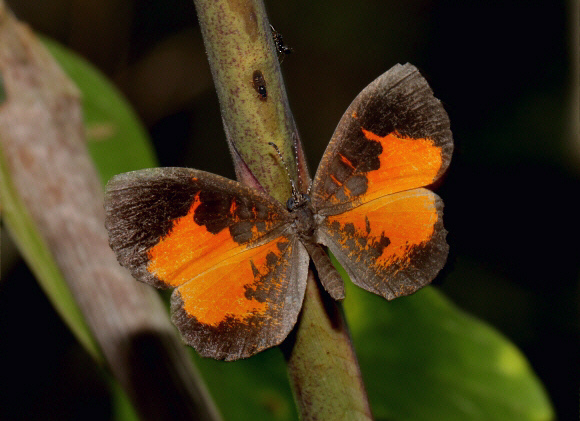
[{"x1": 270, "y1": 24, "x2": 293, "y2": 61}]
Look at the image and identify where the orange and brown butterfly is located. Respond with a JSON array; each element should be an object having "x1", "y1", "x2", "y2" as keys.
[{"x1": 104, "y1": 63, "x2": 453, "y2": 361}]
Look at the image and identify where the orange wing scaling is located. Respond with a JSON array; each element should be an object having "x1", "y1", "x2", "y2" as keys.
[
  {"x1": 146, "y1": 189, "x2": 285, "y2": 289},
  {"x1": 317, "y1": 188, "x2": 448, "y2": 300},
  {"x1": 105, "y1": 167, "x2": 309, "y2": 360},
  {"x1": 172, "y1": 235, "x2": 308, "y2": 360}
]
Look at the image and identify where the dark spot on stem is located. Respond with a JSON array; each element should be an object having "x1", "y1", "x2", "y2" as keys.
[{"x1": 252, "y1": 70, "x2": 267, "y2": 100}]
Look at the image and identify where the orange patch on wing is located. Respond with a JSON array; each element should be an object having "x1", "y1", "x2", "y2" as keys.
[
  {"x1": 326, "y1": 189, "x2": 438, "y2": 266},
  {"x1": 361, "y1": 129, "x2": 443, "y2": 201},
  {"x1": 176, "y1": 237, "x2": 291, "y2": 326},
  {"x1": 147, "y1": 196, "x2": 278, "y2": 288}
]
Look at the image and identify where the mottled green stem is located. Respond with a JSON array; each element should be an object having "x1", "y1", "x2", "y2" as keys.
[
  {"x1": 192, "y1": 0, "x2": 373, "y2": 419},
  {"x1": 193, "y1": 0, "x2": 299, "y2": 202}
]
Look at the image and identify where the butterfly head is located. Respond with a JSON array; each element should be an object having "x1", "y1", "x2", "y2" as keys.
[{"x1": 286, "y1": 189, "x2": 310, "y2": 212}]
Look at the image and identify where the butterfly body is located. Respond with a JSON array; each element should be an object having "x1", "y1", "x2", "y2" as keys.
[
  {"x1": 105, "y1": 63, "x2": 453, "y2": 360},
  {"x1": 285, "y1": 194, "x2": 314, "y2": 238}
]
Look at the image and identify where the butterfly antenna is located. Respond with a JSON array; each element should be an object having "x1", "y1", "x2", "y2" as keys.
[
  {"x1": 268, "y1": 142, "x2": 298, "y2": 197},
  {"x1": 293, "y1": 133, "x2": 304, "y2": 193}
]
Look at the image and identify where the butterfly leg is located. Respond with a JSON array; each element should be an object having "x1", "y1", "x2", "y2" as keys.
[{"x1": 303, "y1": 242, "x2": 345, "y2": 301}]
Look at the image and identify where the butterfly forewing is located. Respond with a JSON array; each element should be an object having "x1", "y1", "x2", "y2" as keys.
[
  {"x1": 105, "y1": 167, "x2": 309, "y2": 359},
  {"x1": 311, "y1": 63, "x2": 453, "y2": 212},
  {"x1": 311, "y1": 64, "x2": 453, "y2": 300}
]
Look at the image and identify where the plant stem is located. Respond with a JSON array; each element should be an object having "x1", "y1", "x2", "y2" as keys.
[
  {"x1": 192, "y1": 0, "x2": 373, "y2": 419},
  {"x1": 193, "y1": 0, "x2": 300, "y2": 202}
]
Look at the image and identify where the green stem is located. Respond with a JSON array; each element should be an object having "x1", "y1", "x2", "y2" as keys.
[
  {"x1": 192, "y1": 0, "x2": 373, "y2": 419},
  {"x1": 193, "y1": 0, "x2": 298, "y2": 202}
]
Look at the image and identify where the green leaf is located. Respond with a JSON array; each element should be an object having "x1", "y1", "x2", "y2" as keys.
[
  {"x1": 41, "y1": 37, "x2": 158, "y2": 185},
  {"x1": 109, "y1": 375, "x2": 141, "y2": 421},
  {"x1": 193, "y1": 349, "x2": 297, "y2": 421},
  {"x1": 343, "y1": 279, "x2": 554, "y2": 421}
]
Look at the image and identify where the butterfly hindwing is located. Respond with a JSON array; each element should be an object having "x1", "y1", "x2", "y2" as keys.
[
  {"x1": 172, "y1": 234, "x2": 308, "y2": 360},
  {"x1": 104, "y1": 167, "x2": 309, "y2": 360},
  {"x1": 311, "y1": 63, "x2": 452, "y2": 299},
  {"x1": 317, "y1": 188, "x2": 447, "y2": 300}
]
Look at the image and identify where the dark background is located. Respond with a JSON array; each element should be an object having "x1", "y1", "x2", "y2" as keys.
[{"x1": 1, "y1": 1, "x2": 577, "y2": 420}]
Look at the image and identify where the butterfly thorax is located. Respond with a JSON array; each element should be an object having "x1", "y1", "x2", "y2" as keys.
[{"x1": 287, "y1": 193, "x2": 317, "y2": 240}]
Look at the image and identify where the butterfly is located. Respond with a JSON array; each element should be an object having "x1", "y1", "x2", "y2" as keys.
[{"x1": 104, "y1": 63, "x2": 453, "y2": 361}]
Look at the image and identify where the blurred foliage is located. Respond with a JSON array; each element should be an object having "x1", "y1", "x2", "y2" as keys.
[
  {"x1": 41, "y1": 37, "x2": 158, "y2": 184},
  {"x1": 188, "y1": 272, "x2": 554, "y2": 421},
  {"x1": 0, "y1": 144, "x2": 101, "y2": 360},
  {"x1": 0, "y1": 33, "x2": 161, "y2": 368},
  {"x1": 1, "y1": 0, "x2": 575, "y2": 420},
  {"x1": 344, "y1": 281, "x2": 552, "y2": 420}
]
